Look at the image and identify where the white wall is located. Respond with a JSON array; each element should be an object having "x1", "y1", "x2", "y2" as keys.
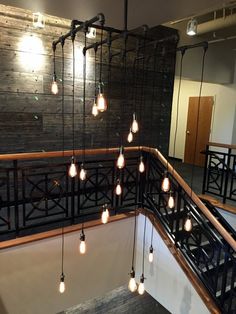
[
  {"x1": 135, "y1": 214, "x2": 210, "y2": 314},
  {"x1": 0, "y1": 218, "x2": 134, "y2": 314},
  {"x1": 169, "y1": 79, "x2": 236, "y2": 160},
  {"x1": 217, "y1": 208, "x2": 236, "y2": 230}
]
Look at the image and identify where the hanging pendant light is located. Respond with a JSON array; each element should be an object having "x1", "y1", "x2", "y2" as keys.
[
  {"x1": 138, "y1": 274, "x2": 145, "y2": 295},
  {"x1": 127, "y1": 128, "x2": 133, "y2": 143},
  {"x1": 138, "y1": 155, "x2": 145, "y2": 173},
  {"x1": 92, "y1": 99, "x2": 99, "y2": 116},
  {"x1": 97, "y1": 27, "x2": 107, "y2": 112},
  {"x1": 117, "y1": 146, "x2": 125, "y2": 169},
  {"x1": 148, "y1": 245, "x2": 154, "y2": 263},
  {"x1": 168, "y1": 191, "x2": 175, "y2": 209},
  {"x1": 68, "y1": 156, "x2": 78, "y2": 178},
  {"x1": 161, "y1": 171, "x2": 170, "y2": 192},
  {"x1": 79, "y1": 163, "x2": 87, "y2": 181},
  {"x1": 51, "y1": 44, "x2": 59, "y2": 95},
  {"x1": 184, "y1": 213, "x2": 193, "y2": 232},
  {"x1": 79, "y1": 229, "x2": 86, "y2": 254},
  {"x1": 128, "y1": 267, "x2": 137, "y2": 292},
  {"x1": 131, "y1": 112, "x2": 139, "y2": 133},
  {"x1": 115, "y1": 179, "x2": 122, "y2": 196},
  {"x1": 101, "y1": 204, "x2": 110, "y2": 224},
  {"x1": 59, "y1": 273, "x2": 65, "y2": 294}
]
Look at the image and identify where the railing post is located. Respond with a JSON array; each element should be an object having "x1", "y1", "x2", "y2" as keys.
[
  {"x1": 223, "y1": 148, "x2": 231, "y2": 204},
  {"x1": 13, "y1": 160, "x2": 19, "y2": 235},
  {"x1": 202, "y1": 144, "x2": 209, "y2": 194}
]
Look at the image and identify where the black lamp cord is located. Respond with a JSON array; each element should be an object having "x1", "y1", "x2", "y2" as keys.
[
  {"x1": 94, "y1": 45, "x2": 97, "y2": 99},
  {"x1": 131, "y1": 207, "x2": 137, "y2": 269},
  {"x1": 121, "y1": 33, "x2": 128, "y2": 146},
  {"x1": 171, "y1": 50, "x2": 185, "y2": 178},
  {"x1": 99, "y1": 27, "x2": 104, "y2": 84},
  {"x1": 142, "y1": 213, "x2": 147, "y2": 276},
  {"x1": 150, "y1": 45, "x2": 158, "y2": 149},
  {"x1": 106, "y1": 32, "x2": 112, "y2": 154},
  {"x1": 82, "y1": 31, "x2": 87, "y2": 163},
  {"x1": 150, "y1": 220, "x2": 154, "y2": 247},
  {"x1": 61, "y1": 223, "x2": 64, "y2": 276},
  {"x1": 190, "y1": 47, "x2": 207, "y2": 198},
  {"x1": 53, "y1": 44, "x2": 56, "y2": 79},
  {"x1": 132, "y1": 40, "x2": 140, "y2": 122},
  {"x1": 72, "y1": 37, "x2": 75, "y2": 156},
  {"x1": 61, "y1": 39, "x2": 65, "y2": 157}
]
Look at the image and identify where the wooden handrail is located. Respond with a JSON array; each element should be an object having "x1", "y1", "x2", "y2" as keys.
[
  {"x1": 208, "y1": 142, "x2": 236, "y2": 150},
  {"x1": 143, "y1": 147, "x2": 236, "y2": 252},
  {"x1": 0, "y1": 145, "x2": 235, "y2": 251}
]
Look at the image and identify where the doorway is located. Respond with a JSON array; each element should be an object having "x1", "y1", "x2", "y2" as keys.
[{"x1": 184, "y1": 96, "x2": 213, "y2": 167}]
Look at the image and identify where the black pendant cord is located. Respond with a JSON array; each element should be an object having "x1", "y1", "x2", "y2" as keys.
[
  {"x1": 106, "y1": 34, "x2": 112, "y2": 154},
  {"x1": 150, "y1": 222, "x2": 154, "y2": 246},
  {"x1": 138, "y1": 34, "x2": 147, "y2": 150},
  {"x1": 61, "y1": 222, "x2": 65, "y2": 276},
  {"x1": 142, "y1": 213, "x2": 147, "y2": 276},
  {"x1": 157, "y1": 54, "x2": 166, "y2": 150},
  {"x1": 149, "y1": 49, "x2": 158, "y2": 149},
  {"x1": 99, "y1": 28, "x2": 104, "y2": 84},
  {"x1": 61, "y1": 40, "x2": 65, "y2": 156},
  {"x1": 53, "y1": 45, "x2": 56, "y2": 79},
  {"x1": 72, "y1": 38, "x2": 75, "y2": 156},
  {"x1": 82, "y1": 32, "x2": 87, "y2": 163},
  {"x1": 121, "y1": 34, "x2": 128, "y2": 146},
  {"x1": 131, "y1": 207, "x2": 137, "y2": 269},
  {"x1": 171, "y1": 50, "x2": 185, "y2": 176},
  {"x1": 190, "y1": 47, "x2": 207, "y2": 198},
  {"x1": 94, "y1": 46, "x2": 98, "y2": 99},
  {"x1": 132, "y1": 40, "x2": 140, "y2": 118}
]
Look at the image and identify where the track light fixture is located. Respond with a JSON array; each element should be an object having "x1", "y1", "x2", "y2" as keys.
[{"x1": 186, "y1": 18, "x2": 197, "y2": 36}]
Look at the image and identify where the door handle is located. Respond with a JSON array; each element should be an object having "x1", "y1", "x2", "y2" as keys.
[{"x1": 186, "y1": 130, "x2": 190, "y2": 134}]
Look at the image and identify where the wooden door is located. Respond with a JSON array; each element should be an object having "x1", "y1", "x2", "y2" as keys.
[{"x1": 184, "y1": 96, "x2": 213, "y2": 166}]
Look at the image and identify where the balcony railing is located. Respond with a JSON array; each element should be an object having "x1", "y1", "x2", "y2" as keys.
[
  {"x1": 202, "y1": 142, "x2": 236, "y2": 204},
  {"x1": 0, "y1": 146, "x2": 235, "y2": 313}
]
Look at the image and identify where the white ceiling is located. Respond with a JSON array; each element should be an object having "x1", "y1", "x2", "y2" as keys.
[{"x1": 0, "y1": 0, "x2": 233, "y2": 29}]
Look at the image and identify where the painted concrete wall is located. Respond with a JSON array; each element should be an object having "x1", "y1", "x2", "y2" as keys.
[
  {"x1": 135, "y1": 214, "x2": 210, "y2": 314},
  {"x1": 0, "y1": 218, "x2": 134, "y2": 314},
  {"x1": 217, "y1": 208, "x2": 236, "y2": 230},
  {"x1": 169, "y1": 78, "x2": 236, "y2": 160}
]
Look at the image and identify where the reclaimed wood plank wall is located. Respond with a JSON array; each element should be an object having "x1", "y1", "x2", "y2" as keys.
[{"x1": 0, "y1": 4, "x2": 178, "y2": 157}]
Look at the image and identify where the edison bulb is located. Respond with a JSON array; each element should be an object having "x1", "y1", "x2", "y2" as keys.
[
  {"x1": 168, "y1": 194, "x2": 175, "y2": 209},
  {"x1": 128, "y1": 277, "x2": 137, "y2": 292},
  {"x1": 79, "y1": 165, "x2": 87, "y2": 181},
  {"x1": 80, "y1": 240, "x2": 86, "y2": 254},
  {"x1": 149, "y1": 246, "x2": 154, "y2": 263},
  {"x1": 115, "y1": 182, "x2": 122, "y2": 195},
  {"x1": 101, "y1": 208, "x2": 109, "y2": 224},
  {"x1": 131, "y1": 113, "x2": 139, "y2": 133},
  {"x1": 127, "y1": 130, "x2": 133, "y2": 143},
  {"x1": 139, "y1": 157, "x2": 145, "y2": 173},
  {"x1": 138, "y1": 282, "x2": 145, "y2": 295},
  {"x1": 59, "y1": 275, "x2": 65, "y2": 294},
  {"x1": 92, "y1": 101, "x2": 98, "y2": 117},
  {"x1": 51, "y1": 80, "x2": 58, "y2": 95},
  {"x1": 184, "y1": 215, "x2": 193, "y2": 232},
  {"x1": 117, "y1": 152, "x2": 125, "y2": 169},
  {"x1": 161, "y1": 175, "x2": 170, "y2": 192},
  {"x1": 97, "y1": 93, "x2": 107, "y2": 112},
  {"x1": 68, "y1": 158, "x2": 77, "y2": 178}
]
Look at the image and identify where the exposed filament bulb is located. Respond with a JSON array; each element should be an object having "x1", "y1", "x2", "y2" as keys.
[
  {"x1": 101, "y1": 204, "x2": 110, "y2": 224},
  {"x1": 161, "y1": 171, "x2": 170, "y2": 192},
  {"x1": 79, "y1": 229, "x2": 86, "y2": 254},
  {"x1": 148, "y1": 245, "x2": 154, "y2": 263},
  {"x1": 79, "y1": 164, "x2": 87, "y2": 181},
  {"x1": 128, "y1": 268, "x2": 137, "y2": 292},
  {"x1": 139, "y1": 155, "x2": 145, "y2": 173},
  {"x1": 59, "y1": 274, "x2": 65, "y2": 294},
  {"x1": 117, "y1": 146, "x2": 125, "y2": 169},
  {"x1": 138, "y1": 274, "x2": 145, "y2": 295},
  {"x1": 127, "y1": 129, "x2": 133, "y2": 143},
  {"x1": 68, "y1": 156, "x2": 77, "y2": 178},
  {"x1": 184, "y1": 214, "x2": 193, "y2": 232},
  {"x1": 51, "y1": 74, "x2": 58, "y2": 95},
  {"x1": 92, "y1": 99, "x2": 99, "y2": 117},
  {"x1": 97, "y1": 83, "x2": 107, "y2": 112},
  {"x1": 115, "y1": 180, "x2": 122, "y2": 196},
  {"x1": 168, "y1": 192, "x2": 175, "y2": 209},
  {"x1": 131, "y1": 113, "x2": 139, "y2": 133}
]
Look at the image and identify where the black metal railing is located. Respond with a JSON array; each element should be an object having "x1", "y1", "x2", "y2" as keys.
[
  {"x1": 145, "y1": 152, "x2": 236, "y2": 314},
  {"x1": 202, "y1": 142, "x2": 236, "y2": 204},
  {"x1": 0, "y1": 147, "x2": 235, "y2": 313}
]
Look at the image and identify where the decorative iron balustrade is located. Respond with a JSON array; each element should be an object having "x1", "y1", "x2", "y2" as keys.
[
  {"x1": 0, "y1": 147, "x2": 235, "y2": 313},
  {"x1": 145, "y1": 151, "x2": 236, "y2": 314},
  {"x1": 202, "y1": 142, "x2": 236, "y2": 204}
]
